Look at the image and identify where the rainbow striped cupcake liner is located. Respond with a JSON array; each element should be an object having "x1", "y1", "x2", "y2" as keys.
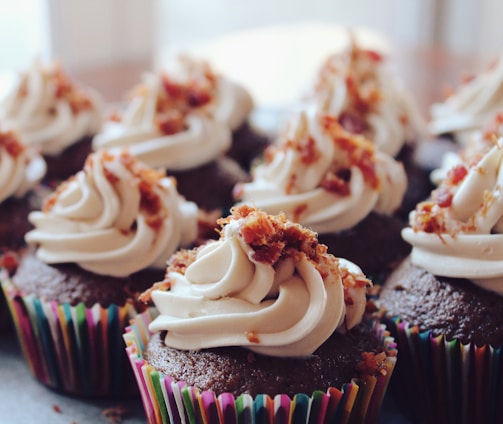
[
  {"x1": 2, "y1": 276, "x2": 155, "y2": 397},
  {"x1": 124, "y1": 314, "x2": 397, "y2": 424},
  {"x1": 385, "y1": 316, "x2": 503, "y2": 424}
]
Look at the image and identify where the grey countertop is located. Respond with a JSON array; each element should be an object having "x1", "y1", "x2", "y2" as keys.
[{"x1": 0, "y1": 321, "x2": 410, "y2": 424}]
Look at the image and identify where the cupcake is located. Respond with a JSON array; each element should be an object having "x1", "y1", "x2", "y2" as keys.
[
  {"x1": 92, "y1": 57, "x2": 267, "y2": 212},
  {"x1": 2, "y1": 149, "x2": 199, "y2": 396},
  {"x1": 124, "y1": 205, "x2": 397, "y2": 423},
  {"x1": 235, "y1": 106, "x2": 411, "y2": 279},
  {"x1": 429, "y1": 56, "x2": 503, "y2": 145},
  {"x1": 304, "y1": 37, "x2": 429, "y2": 216},
  {"x1": 0, "y1": 59, "x2": 103, "y2": 181},
  {"x1": 379, "y1": 139, "x2": 503, "y2": 423}
]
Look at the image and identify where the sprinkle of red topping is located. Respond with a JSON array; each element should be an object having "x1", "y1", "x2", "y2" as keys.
[
  {"x1": 322, "y1": 115, "x2": 379, "y2": 190},
  {"x1": 320, "y1": 170, "x2": 351, "y2": 195},
  {"x1": 149, "y1": 61, "x2": 218, "y2": 135},
  {"x1": 411, "y1": 201, "x2": 447, "y2": 235},
  {"x1": 357, "y1": 351, "x2": 389, "y2": 376},
  {"x1": 432, "y1": 187, "x2": 453, "y2": 208},
  {"x1": 52, "y1": 67, "x2": 93, "y2": 114},
  {"x1": 0, "y1": 131, "x2": 25, "y2": 158},
  {"x1": 245, "y1": 330, "x2": 260, "y2": 343},
  {"x1": 293, "y1": 203, "x2": 308, "y2": 222},
  {"x1": 445, "y1": 164, "x2": 468, "y2": 186}
]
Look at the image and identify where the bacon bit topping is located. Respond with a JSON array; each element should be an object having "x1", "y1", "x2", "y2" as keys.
[
  {"x1": 411, "y1": 201, "x2": 447, "y2": 235},
  {"x1": 263, "y1": 145, "x2": 277, "y2": 164},
  {"x1": 339, "y1": 112, "x2": 366, "y2": 134},
  {"x1": 155, "y1": 110, "x2": 185, "y2": 135},
  {"x1": 432, "y1": 187, "x2": 453, "y2": 208},
  {"x1": 365, "y1": 49, "x2": 383, "y2": 62},
  {"x1": 138, "y1": 279, "x2": 171, "y2": 304},
  {"x1": 245, "y1": 330, "x2": 260, "y2": 343},
  {"x1": 299, "y1": 136, "x2": 321, "y2": 164},
  {"x1": 445, "y1": 164, "x2": 468, "y2": 186},
  {"x1": 356, "y1": 351, "x2": 389, "y2": 376},
  {"x1": 286, "y1": 174, "x2": 297, "y2": 195},
  {"x1": 322, "y1": 115, "x2": 379, "y2": 190},
  {"x1": 461, "y1": 73, "x2": 475, "y2": 85},
  {"x1": 0, "y1": 131, "x2": 25, "y2": 158},
  {"x1": 52, "y1": 405, "x2": 62, "y2": 414},
  {"x1": 52, "y1": 67, "x2": 93, "y2": 114},
  {"x1": 293, "y1": 203, "x2": 308, "y2": 222},
  {"x1": 219, "y1": 206, "x2": 328, "y2": 270},
  {"x1": 0, "y1": 251, "x2": 19, "y2": 275},
  {"x1": 102, "y1": 405, "x2": 130, "y2": 423},
  {"x1": 320, "y1": 170, "x2": 351, "y2": 195},
  {"x1": 150, "y1": 61, "x2": 218, "y2": 135},
  {"x1": 42, "y1": 178, "x2": 73, "y2": 212}
]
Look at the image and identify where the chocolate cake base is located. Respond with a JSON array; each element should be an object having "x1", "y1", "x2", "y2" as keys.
[
  {"x1": 144, "y1": 321, "x2": 383, "y2": 398},
  {"x1": 318, "y1": 212, "x2": 411, "y2": 282},
  {"x1": 379, "y1": 257, "x2": 503, "y2": 347},
  {"x1": 12, "y1": 249, "x2": 164, "y2": 309},
  {"x1": 226, "y1": 122, "x2": 271, "y2": 171},
  {"x1": 170, "y1": 156, "x2": 249, "y2": 213},
  {"x1": 43, "y1": 136, "x2": 93, "y2": 182}
]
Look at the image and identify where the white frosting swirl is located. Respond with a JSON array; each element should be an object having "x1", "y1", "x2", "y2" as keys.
[
  {"x1": 237, "y1": 107, "x2": 406, "y2": 233},
  {"x1": 429, "y1": 58, "x2": 503, "y2": 141},
  {"x1": 307, "y1": 41, "x2": 423, "y2": 157},
  {"x1": 0, "y1": 59, "x2": 103, "y2": 156},
  {"x1": 93, "y1": 58, "x2": 253, "y2": 170},
  {"x1": 404, "y1": 140, "x2": 503, "y2": 294},
  {"x1": 25, "y1": 150, "x2": 198, "y2": 277},
  {"x1": 148, "y1": 208, "x2": 369, "y2": 357},
  {"x1": 0, "y1": 131, "x2": 46, "y2": 202}
]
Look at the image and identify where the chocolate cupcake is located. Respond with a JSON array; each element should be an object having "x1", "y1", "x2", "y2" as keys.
[
  {"x1": 92, "y1": 57, "x2": 266, "y2": 213},
  {"x1": 0, "y1": 59, "x2": 103, "y2": 181},
  {"x1": 124, "y1": 206, "x2": 397, "y2": 423},
  {"x1": 2, "y1": 149, "x2": 199, "y2": 396},
  {"x1": 235, "y1": 106, "x2": 411, "y2": 279},
  {"x1": 303, "y1": 37, "x2": 430, "y2": 217},
  {"x1": 379, "y1": 140, "x2": 503, "y2": 423},
  {"x1": 429, "y1": 56, "x2": 503, "y2": 145}
]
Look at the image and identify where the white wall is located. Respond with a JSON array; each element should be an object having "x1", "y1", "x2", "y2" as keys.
[{"x1": 48, "y1": 0, "x2": 155, "y2": 71}]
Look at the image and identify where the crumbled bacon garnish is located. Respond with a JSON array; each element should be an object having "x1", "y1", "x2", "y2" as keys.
[
  {"x1": 138, "y1": 279, "x2": 171, "y2": 305},
  {"x1": 151, "y1": 62, "x2": 217, "y2": 135},
  {"x1": 52, "y1": 405, "x2": 62, "y2": 414},
  {"x1": 0, "y1": 131, "x2": 25, "y2": 157},
  {"x1": 155, "y1": 110, "x2": 185, "y2": 135},
  {"x1": 221, "y1": 206, "x2": 326, "y2": 269},
  {"x1": 245, "y1": 330, "x2": 260, "y2": 343},
  {"x1": 293, "y1": 203, "x2": 308, "y2": 222},
  {"x1": 445, "y1": 164, "x2": 468, "y2": 186},
  {"x1": 411, "y1": 201, "x2": 447, "y2": 235},
  {"x1": 339, "y1": 112, "x2": 366, "y2": 134},
  {"x1": 53, "y1": 67, "x2": 93, "y2": 114},
  {"x1": 42, "y1": 178, "x2": 73, "y2": 212},
  {"x1": 432, "y1": 187, "x2": 453, "y2": 208},
  {"x1": 322, "y1": 115, "x2": 379, "y2": 190},
  {"x1": 298, "y1": 136, "x2": 321, "y2": 164},
  {"x1": 167, "y1": 248, "x2": 198, "y2": 275},
  {"x1": 356, "y1": 351, "x2": 389, "y2": 376},
  {"x1": 286, "y1": 174, "x2": 297, "y2": 195},
  {"x1": 102, "y1": 405, "x2": 130, "y2": 423},
  {"x1": 365, "y1": 49, "x2": 383, "y2": 62},
  {"x1": 320, "y1": 170, "x2": 350, "y2": 195}
]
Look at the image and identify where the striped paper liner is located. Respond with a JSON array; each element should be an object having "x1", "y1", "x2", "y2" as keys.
[
  {"x1": 385, "y1": 316, "x2": 503, "y2": 424},
  {"x1": 2, "y1": 276, "x2": 155, "y2": 397},
  {"x1": 124, "y1": 314, "x2": 397, "y2": 424}
]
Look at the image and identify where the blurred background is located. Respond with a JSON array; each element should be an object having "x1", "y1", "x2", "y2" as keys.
[{"x1": 1, "y1": 0, "x2": 501, "y2": 114}]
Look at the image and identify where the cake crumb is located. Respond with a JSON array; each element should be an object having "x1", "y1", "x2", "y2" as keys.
[{"x1": 102, "y1": 405, "x2": 129, "y2": 423}]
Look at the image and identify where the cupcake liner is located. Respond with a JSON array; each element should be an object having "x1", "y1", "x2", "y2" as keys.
[
  {"x1": 2, "y1": 276, "x2": 154, "y2": 397},
  {"x1": 384, "y1": 316, "x2": 503, "y2": 424},
  {"x1": 123, "y1": 313, "x2": 397, "y2": 424}
]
